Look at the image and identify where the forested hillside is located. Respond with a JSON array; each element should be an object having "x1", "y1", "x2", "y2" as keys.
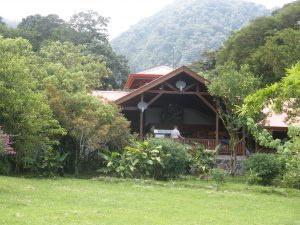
[
  {"x1": 191, "y1": 0, "x2": 300, "y2": 85},
  {"x1": 111, "y1": 0, "x2": 270, "y2": 72},
  {"x1": 215, "y1": 0, "x2": 300, "y2": 84}
]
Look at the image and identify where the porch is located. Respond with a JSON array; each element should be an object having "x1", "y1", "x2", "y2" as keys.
[
  {"x1": 114, "y1": 66, "x2": 247, "y2": 156},
  {"x1": 181, "y1": 138, "x2": 245, "y2": 156}
]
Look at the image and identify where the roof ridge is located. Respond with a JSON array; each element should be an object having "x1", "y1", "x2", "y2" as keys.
[{"x1": 136, "y1": 65, "x2": 173, "y2": 74}]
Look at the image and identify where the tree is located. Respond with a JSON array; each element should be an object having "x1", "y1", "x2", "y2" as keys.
[
  {"x1": 0, "y1": 13, "x2": 130, "y2": 90},
  {"x1": 242, "y1": 62, "x2": 300, "y2": 121},
  {"x1": 249, "y1": 29, "x2": 300, "y2": 84},
  {"x1": 39, "y1": 41, "x2": 111, "y2": 89},
  {"x1": 189, "y1": 50, "x2": 217, "y2": 75},
  {"x1": 0, "y1": 36, "x2": 65, "y2": 169},
  {"x1": 209, "y1": 63, "x2": 261, "y2": 175},
  {"x1": 17, "y1": 14, "x2": 66, "y2": 50},
  {"x1": 86, "y1": 41, "x2": 130, "y2": 89},
  {"x1": 69, "y1": 10, "x2": 109, "y2": 43},
  {"x1": 38, "y1": 41, "x2": 130, "y2": 175}
]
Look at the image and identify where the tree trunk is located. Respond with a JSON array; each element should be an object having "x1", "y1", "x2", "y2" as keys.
[
  {"x1": 74, "y1": 142, "x2": 79, "y2": 177},
  {"x1": 229, "y1": 131, "x2": 238, "y2": 176}
]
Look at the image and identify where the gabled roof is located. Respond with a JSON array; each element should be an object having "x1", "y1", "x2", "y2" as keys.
[
  {"x1": 125, "y1": 66, "x2": 174, "y2": 89},
  {"x1": 116, "y1": 66, "x2": 210, "y2": 105}
]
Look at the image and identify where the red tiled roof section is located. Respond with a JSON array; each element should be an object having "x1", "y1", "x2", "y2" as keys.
[
  {"x1": 125, "y1": 66, "x2": 174, "y2": 89},
  {"x1": 91, "y1": 90, "x2": 130, "y2": 102}
]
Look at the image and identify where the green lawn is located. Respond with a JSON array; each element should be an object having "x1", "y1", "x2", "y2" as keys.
[{"x1": 0, "y1": 176, "x2": 300, "y2": 225}]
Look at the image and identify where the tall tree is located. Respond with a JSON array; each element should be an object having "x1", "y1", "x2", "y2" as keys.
[
  {"x1": 0, "y1": 36, "x2": 64, "y2": 168},
  {"x1": 209, "y1": 63, "x2": 261, "y2": 175},
  {"x1": 69, "y1": 10, "x2": 109, "y2": 43},
  {"x1": 86, "y1": 41, "x2": 130, "y2": 89},
  {"x1": 17, "y1": 14, "x2": 66, "y2": 50},
  {"x1": 38, "y1": 41, "x2": 130, "y2": 175}
]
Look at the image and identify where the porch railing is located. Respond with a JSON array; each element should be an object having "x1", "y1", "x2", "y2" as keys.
[{"x1": 181, "y1": 138, "x2": 245, "y2": 155}]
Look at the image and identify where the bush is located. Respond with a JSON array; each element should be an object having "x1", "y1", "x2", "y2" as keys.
[
  {"x1": 99, "y1": 141, "x2": 164, "y2": 179},
  {"x1": 246, "y1": 170, "x2": 263, "y2": 185},
  {"x1": 244, "y1": 153, "x2": 281, "y2": 185},
  {"x1": 26, "y1": 149, "x2": 68, "y2": 177},
  {"x1": 148, "y1": 138, "x2": 189, "y2": 179},
  {"x1": 0, "y1": 127, "x2": 16, "y2": 155},
  {"x1": 0, "y1": 157, "x2": 13, "y2": 175},
  {"x1": 187, "y1": 143, "x2": 217, "y2": 177},
  {"x1": 211, "y1": 168, "x2": 228, "y2": 190},
  {"x1": 283, "y1": 170, "x2": 300, "y2": 189},
  {"x1": 100, "y1": 139, "x2": 189, "y2": 180}
]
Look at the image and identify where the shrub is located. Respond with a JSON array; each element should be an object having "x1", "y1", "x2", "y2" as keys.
[
  {"x1": 244, "y1": 153, "x2": 281, "y2": 185},
  {"x1": 99, "y1": 141, "x2": 163, "y2": 179},
  {"x1": 0, "y1": 157, "x2": 12, "y2": 175},
  {"x1": 100, "y1": 139, "x2": 189, "y2": 180},
  {"x1": 0, "y1": 127, "x2": 16, "y2": 155},
  {"x1": 211, "y1": 168, "x2": 228, "y2": 189},
  {"x1": 26, "y1": 149, "x2": 68, "y2": 177},
  {"x1": 187, "y1": 143, "x2": 217, "y2": 177},
  {"x1": 0, "y1": 127, "x2": 16, "y2": 175},
  {"x1": 278, "y1": 127, "x2": 300, "y2": 189},
  {"x1": 282, "y1": 170, "x2": 300, "y2": 189},
  {"x1": 246, "y1": 170, "x2": 263, "y2": 185},
  {"x1": 148, "y1": 138, "x2": 189, "y2": 179}
]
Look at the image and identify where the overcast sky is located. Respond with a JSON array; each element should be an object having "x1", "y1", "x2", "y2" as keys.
[{"x1": 0, "y1": 0, "x2": 296, "y2": 39}]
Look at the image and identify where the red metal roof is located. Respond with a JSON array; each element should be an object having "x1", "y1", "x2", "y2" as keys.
[{"x1": 125, "y1": 66, "x2": 174, "y2": 89}]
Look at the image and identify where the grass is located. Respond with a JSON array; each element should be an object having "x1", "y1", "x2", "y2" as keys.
[{"x1": 0, "y1": 175, "x2": 300, "y2": 225}]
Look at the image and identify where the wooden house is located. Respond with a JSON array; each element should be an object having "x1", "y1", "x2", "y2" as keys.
[{"x1": 93, "y1": 66, "x2": 246, "y2": 156}]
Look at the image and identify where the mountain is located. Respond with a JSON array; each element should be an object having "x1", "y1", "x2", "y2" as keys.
[{"x1": 111, "y1": 0, "x2": 270, "y2": 72}]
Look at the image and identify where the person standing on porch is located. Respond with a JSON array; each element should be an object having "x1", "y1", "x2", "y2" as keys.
[{"x1": 170, "y1": 126, "x2": 184, "y2": 139}]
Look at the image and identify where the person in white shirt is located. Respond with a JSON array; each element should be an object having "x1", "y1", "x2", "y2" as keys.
[{"x1": 170, "y1": 126, "x2": 184, "y2": 139}]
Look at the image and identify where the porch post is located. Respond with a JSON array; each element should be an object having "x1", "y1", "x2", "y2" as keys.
[
  {"x1": 139, "y1": 94, "x2": 144, "y2": 139},
  {"x1": 215, "y1": 111, "x2": 219, "y2": 146},
  {"x1": 140, "y1": 111, "x2": 144, "y2": 139}
]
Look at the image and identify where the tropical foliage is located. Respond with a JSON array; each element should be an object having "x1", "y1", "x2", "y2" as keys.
[
  {"x1": 101, "y1": 139, "x2": 189, "y2": 180},
  {"x1": 0, "y1": 35, "x2": 131, "y2": 175},
  {"x1": 241, "y1": 63, "x2": 300, "y2": 188},
  {"x1": 100, "y1": 141, "x2": 164, "y2": 179},
  {"x1": 187, "y1": 143, "x2": 217, "y2": 177},
  {"x1": 0, "y1": 11, "x2": 130, "y2": 89},
  {"x1": 244, "y1": 153, "x2": 282, "y2": 185}
]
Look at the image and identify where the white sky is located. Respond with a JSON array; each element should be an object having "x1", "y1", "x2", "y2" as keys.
[{"x1": 0, "y1": 0, "x2": 296, "y2": 39}]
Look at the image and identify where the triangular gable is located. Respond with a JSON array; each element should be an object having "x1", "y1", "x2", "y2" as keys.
[{"x1": 115, "y1": 66, "x2": 210, "y2": 105}]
